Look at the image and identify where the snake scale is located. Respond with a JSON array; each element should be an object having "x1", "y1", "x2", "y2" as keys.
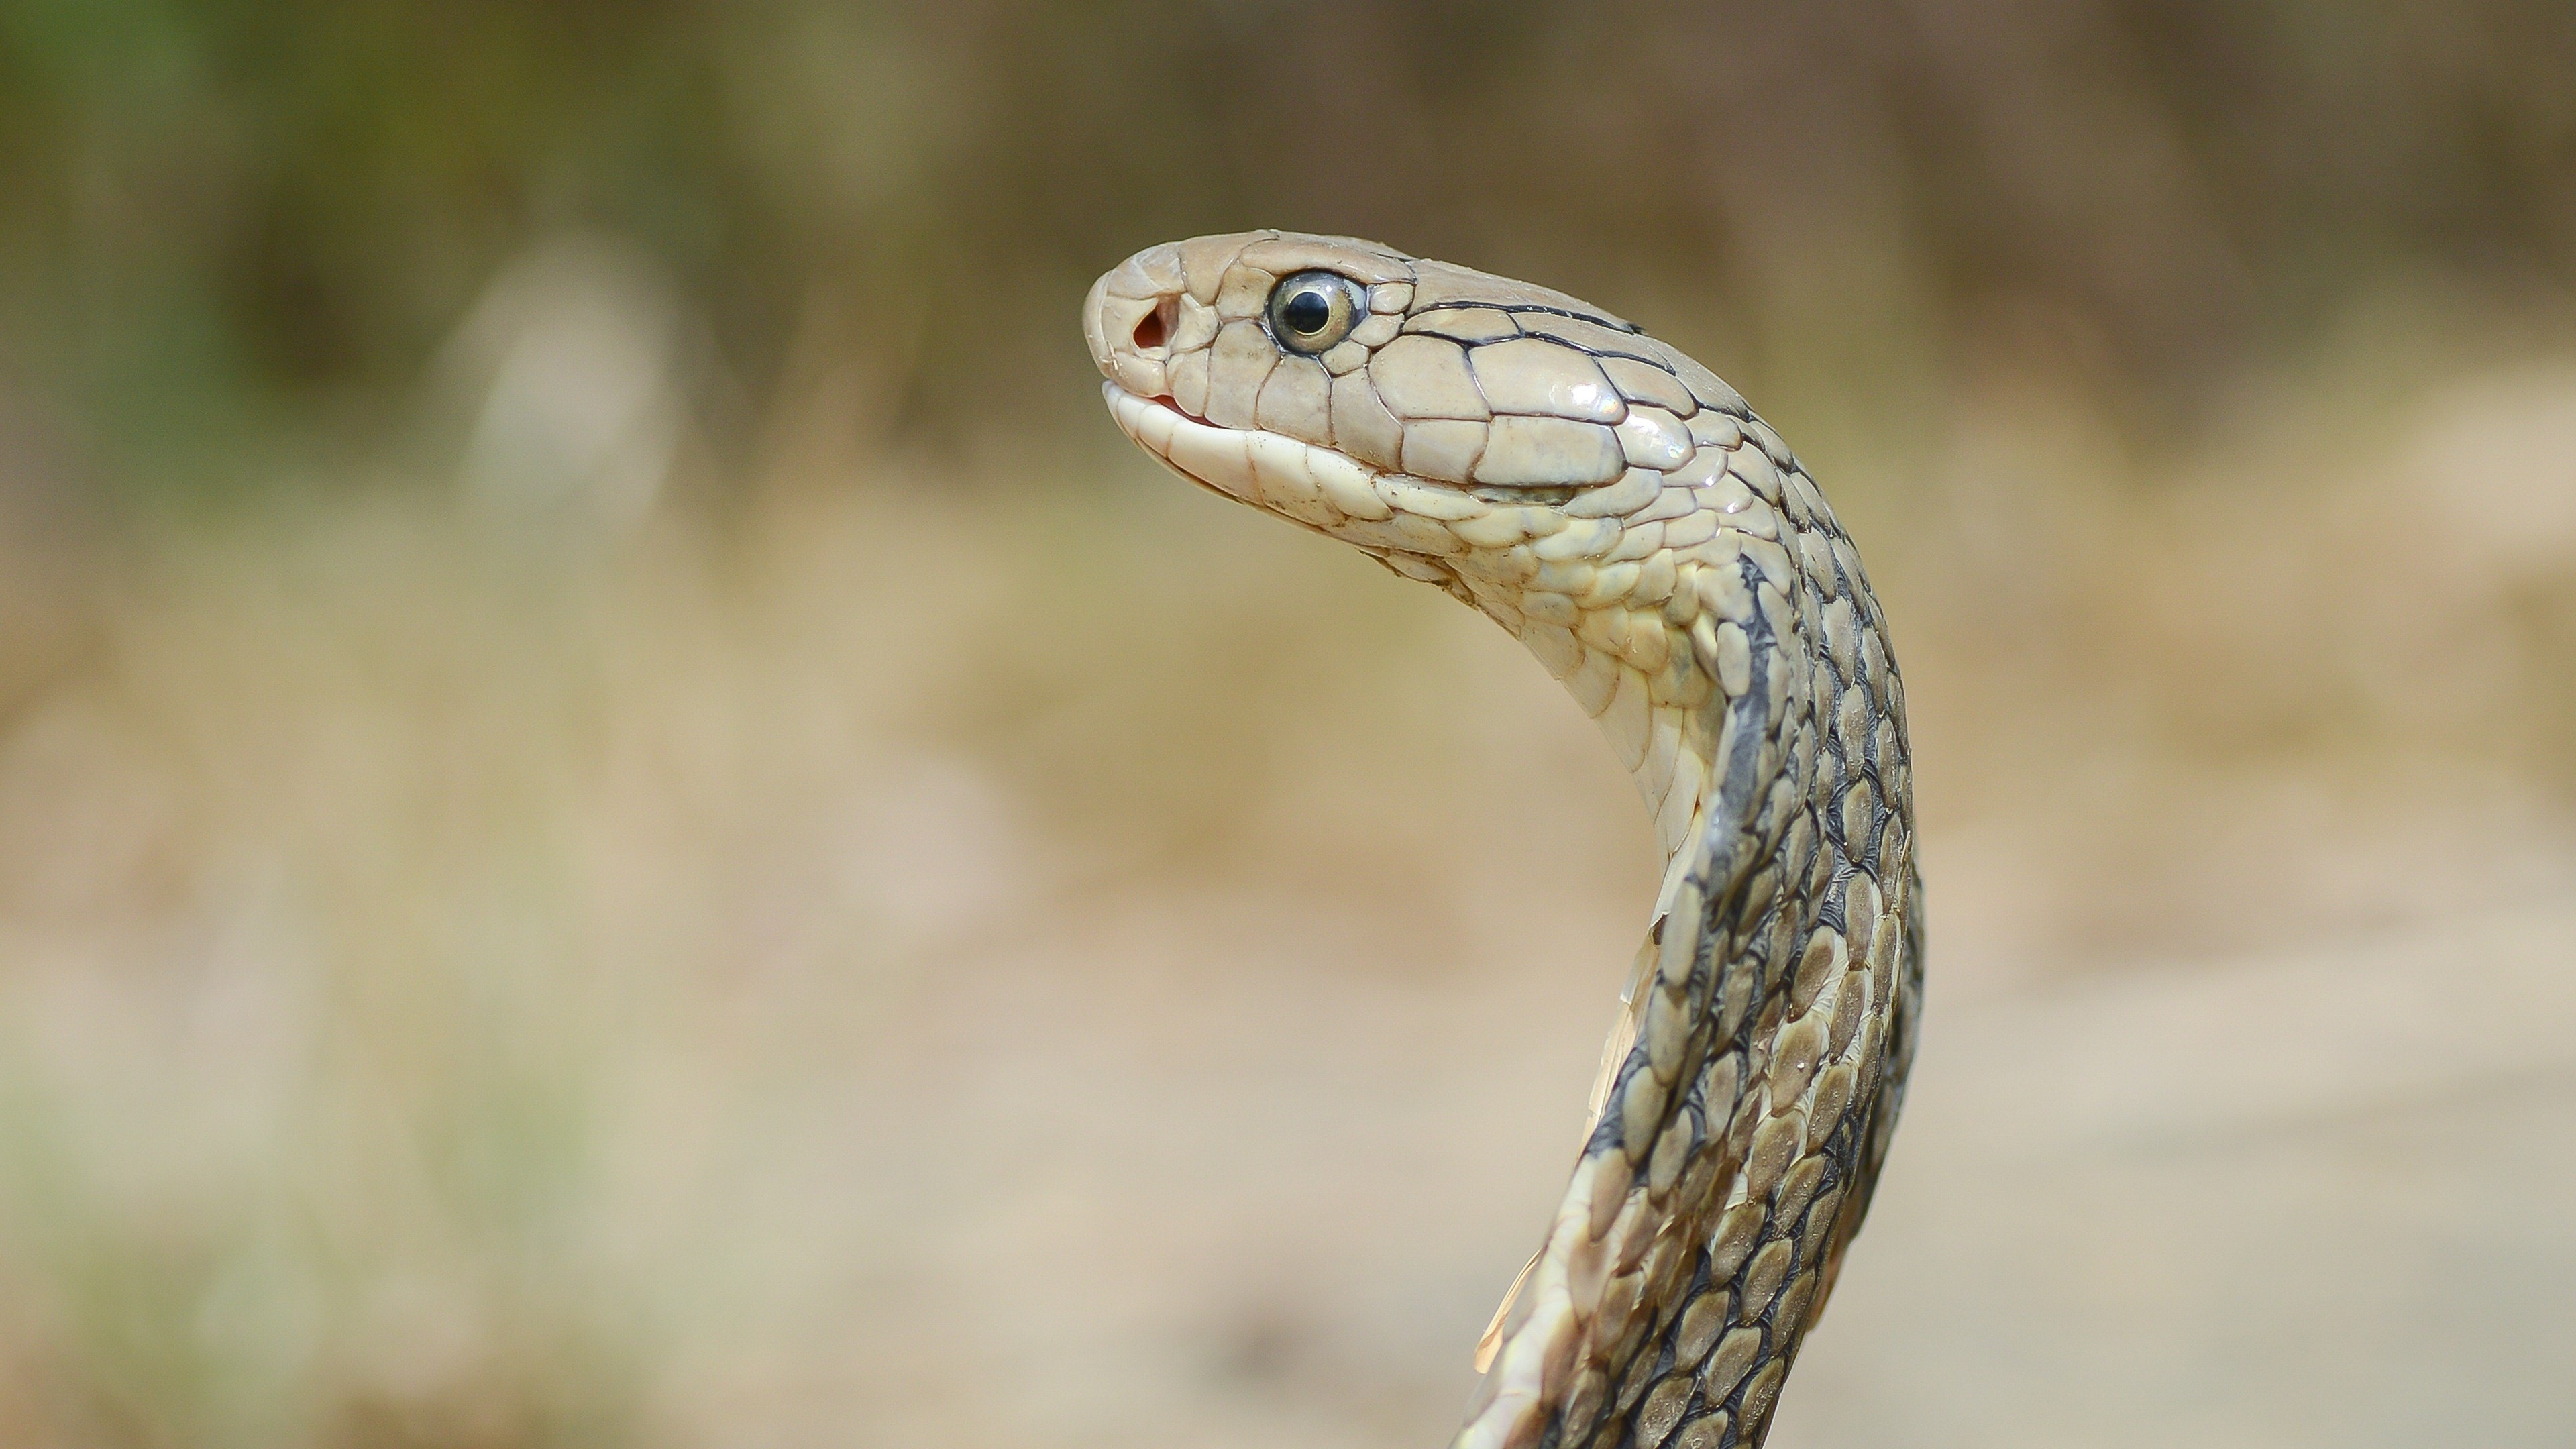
[{"x1": 1083, "y1": 232, "x2": 1923, "y2": 1449}]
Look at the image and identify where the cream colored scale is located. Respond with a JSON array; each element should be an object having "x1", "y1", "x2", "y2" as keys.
[{"x1": 1084, "y1": 232, "x2": 1923, "y2": 1449}]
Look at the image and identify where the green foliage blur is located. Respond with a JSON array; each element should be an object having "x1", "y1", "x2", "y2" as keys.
[{"x1": 7, "y1": 0, "x2": 2575, "y2": 496}]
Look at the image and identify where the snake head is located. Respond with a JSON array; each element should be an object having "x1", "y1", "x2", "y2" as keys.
[
  {"x1": 1083, "y1": 230, "x2": 1756, "y2": 511},
  {"x1": 1086, "y1": 231, "x2": 1851, "y2": 858},
  {"x1": 1081, "y1": 229, "x2": 1780, "y2": 590}
]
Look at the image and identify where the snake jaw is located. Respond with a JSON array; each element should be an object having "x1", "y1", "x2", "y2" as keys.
[{"x1": 1087, "y1": 233, "x2": 1923, "y2": 1449}]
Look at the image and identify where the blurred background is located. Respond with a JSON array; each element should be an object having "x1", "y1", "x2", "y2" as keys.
[{"x1": 1, "y1": 2, "x2": 2573, "y2": 1445}]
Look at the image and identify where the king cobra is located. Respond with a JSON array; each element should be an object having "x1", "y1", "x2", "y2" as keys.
[{"x1": 1081, "y1": 233, "x2": 1923, "y2": 1449}]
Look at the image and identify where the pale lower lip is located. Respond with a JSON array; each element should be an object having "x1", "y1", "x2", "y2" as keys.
[
  {"x1": 1101, "y1": 384, "x2": 1391, "y2": 532},
  {"x1": 1102, "y1": 383, "x2": 1187, "y2": 462},
  {"x1": 1099, "y1": 382, "x2": 1199, "y2": 427},
  {"x1": 1100, "y1": 384, "x2": 1274, "y2": 507}
]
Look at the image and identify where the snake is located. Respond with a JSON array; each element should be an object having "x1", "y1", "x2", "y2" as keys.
[{"x1": 1081, "y1": 232, "x2": 1923, "y2": 1449}]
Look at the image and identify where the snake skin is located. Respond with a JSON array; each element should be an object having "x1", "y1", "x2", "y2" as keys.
[{"x1": 1083, "y1": 232, "x2": 1923, "y2": 1449}]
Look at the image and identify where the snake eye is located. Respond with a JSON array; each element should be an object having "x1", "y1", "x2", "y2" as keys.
[{"x1": 1266, "y1": 270, "x2": 1365, "y2": 354}]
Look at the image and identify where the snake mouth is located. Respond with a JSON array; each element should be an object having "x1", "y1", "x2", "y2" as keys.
[
  {"x1": 1143, "y1": 392, "x2": 1202, "y2": 427},
  {"x1": 1102, "y1": 384, "x2": 1236, "y2": 496},
  {"x1": 1101, "y1": 384, "x2": 1381, "y2": 535}
]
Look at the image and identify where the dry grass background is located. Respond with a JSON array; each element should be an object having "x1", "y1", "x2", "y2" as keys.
[
  {"x1": 4, "y1": 3, "x2": 2576, "y2": 1446},
  {"x1": 1, "y1": 324, "x2": 2571, "y2": 1448}
]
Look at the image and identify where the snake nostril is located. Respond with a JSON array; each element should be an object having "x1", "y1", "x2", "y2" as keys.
[{"x1": 1132, "y1": 297, "x2": 1173, "y2": 353}]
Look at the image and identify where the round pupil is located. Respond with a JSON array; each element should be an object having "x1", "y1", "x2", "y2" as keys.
[{"x1": 1281, "y1": 288, "x2": 1333, "y2": 334}]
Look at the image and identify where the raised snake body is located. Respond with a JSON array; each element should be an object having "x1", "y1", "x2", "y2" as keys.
[{"x1": 1082, "y1": 232, "x2": 1923, "y2": 1449}]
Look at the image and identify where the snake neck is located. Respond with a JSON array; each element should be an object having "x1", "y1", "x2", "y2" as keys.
[
  {"x1": 1424, "y1": 553, "x2": 1735, "y2": 875},
  {"x1": 1552, "y1": 642, "x2": 1725, "y2": 934}
]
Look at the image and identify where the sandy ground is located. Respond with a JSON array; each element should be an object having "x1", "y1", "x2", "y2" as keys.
[{"x1": 714, "y1": 810, "x2": 2576, "y2": 1449}]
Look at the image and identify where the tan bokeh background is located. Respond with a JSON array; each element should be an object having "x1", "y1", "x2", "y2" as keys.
[{"x1": 1, "y1": 4, "x2": 2573, "y2": 1446}]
